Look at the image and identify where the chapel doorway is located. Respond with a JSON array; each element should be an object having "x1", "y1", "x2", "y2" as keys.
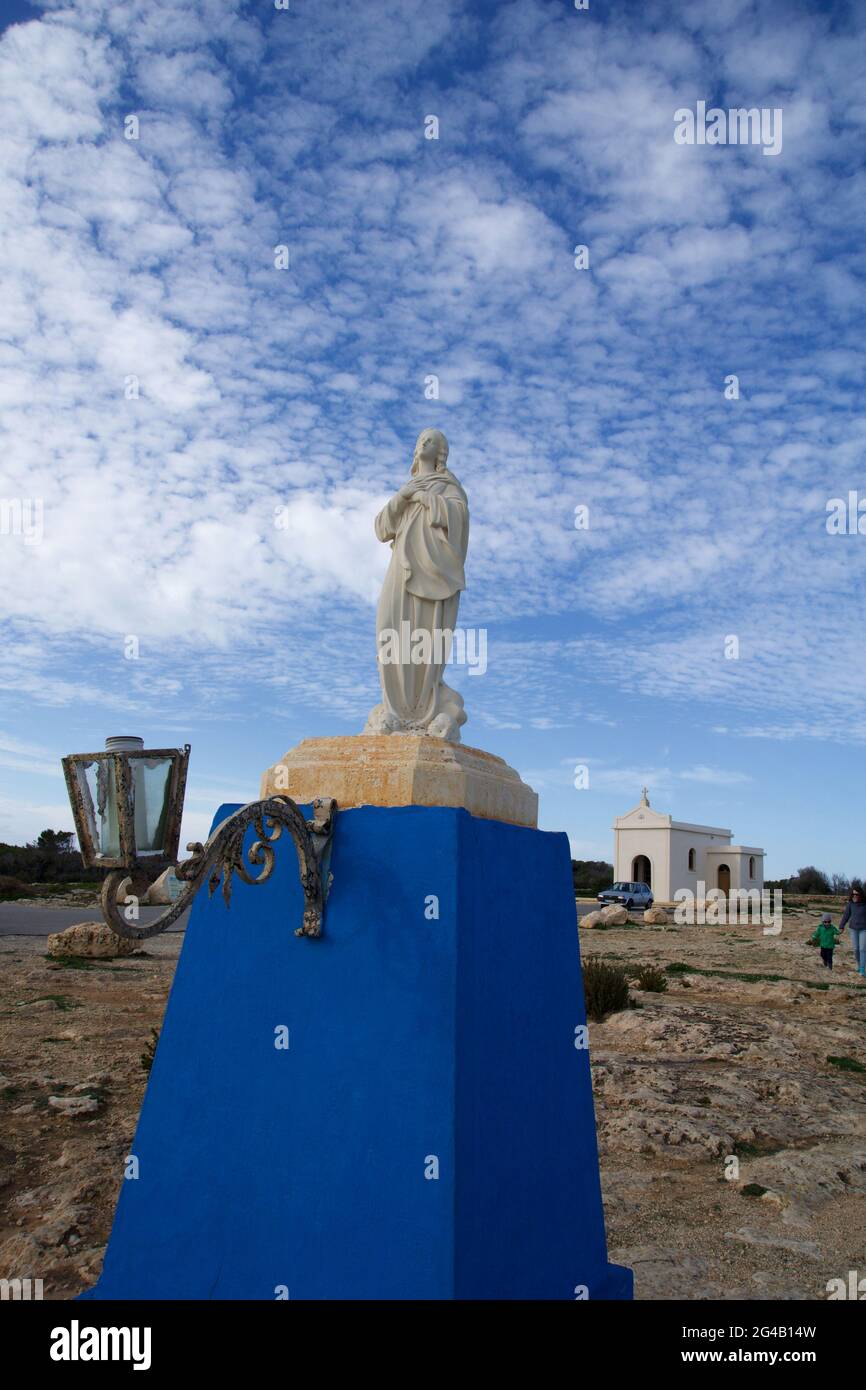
[
  {"x1": 632, "y1": 855, "x2": 651, "y2": 888},
  {"x1": 717, "y1": 864, "x2": 731, "y2": 896}
]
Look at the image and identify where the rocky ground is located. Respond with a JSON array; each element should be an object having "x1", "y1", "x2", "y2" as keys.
[
  {"x1": 584, "y1": 906, "x2": 866, "y2": 1299},
  {"x1": 0, "y1": 933, "x2": 178, "y2": 1299},
  {"x1": 1, "y1": 903, "x2": 864, "y2": 1300}
]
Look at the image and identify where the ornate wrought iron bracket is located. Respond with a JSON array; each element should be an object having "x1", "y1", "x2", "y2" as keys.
[{"x1": 100, "y1": 796, "x2": 338, "y2": 942}]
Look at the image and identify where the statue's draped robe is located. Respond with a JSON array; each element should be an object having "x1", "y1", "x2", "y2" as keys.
[{"x1": 372, "y1": 469, "x2": 469, "y2": 731}]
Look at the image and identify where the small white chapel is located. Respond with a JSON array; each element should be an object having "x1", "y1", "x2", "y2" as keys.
[{"x1": 613, "y1": 789, "x2": 764, "y2": 903}]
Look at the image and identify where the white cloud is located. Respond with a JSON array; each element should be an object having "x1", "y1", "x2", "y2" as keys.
[{"x1": 1, "y1": 0, "x2": 865, "y2": 850}]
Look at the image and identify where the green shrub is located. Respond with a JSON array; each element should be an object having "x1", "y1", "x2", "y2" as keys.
[
  {"x1": 634, "y1": 964, "x2": 668, "y2": 993},
  {"x1": 0, "y1": 875, "x2": 35, "y2": 900},
  {"x1": 827, "y1": 1055, "x2": 866, "y2": 1074},
  {"x1": 582, "y1": 958, "x2": 631, "y2": 1021}
]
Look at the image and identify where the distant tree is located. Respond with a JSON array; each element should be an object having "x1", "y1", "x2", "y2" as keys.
[
  {"x1": 0, "y1": 829, "x2": 95, "y2": 884},
  {"x1": 571, "y1": 859, "x2": 614, "y2": 895},
  {"x1": 831, "y1": 873, "x2": 851, "y2": 895},
  {"x1": 789, "y1": 865, "x2": 832, "y2": 895},
  {"x1": 32, "y1": 829, "x2": 75, "y2": 856}
]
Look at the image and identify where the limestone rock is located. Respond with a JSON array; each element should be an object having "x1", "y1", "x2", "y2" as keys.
[
  {"x1": 47, "y1": 923, "x2": 135, "y2": 960},
  {"x1": 599, "y1": 904, "x2": 629, "y2": 925},
  {"x1": 0, "y1": 1231, "x2": 43, "y2": 1275},
  {"x1": 580, "y1": 910, "x2": 604, "y2": 929},
  {"x1": 609, "y1": 1245, "x2": 717, "y2": 1300},
  {"x1": 48, "y1": 1095, "x2": 100, "y2": 1117},
  {"x1": 741, "y1": 1146, "x2": 866, "y2": 1211},
  {"x1": 32, "y1": 1209, "x2": 84, "y2": 1246},
  {"x1": 643, "y1": 906, "x2": 668, "y2": 925},
  {"x1": 143, "y1": 868, "x2": 183, "y2": 906},
  {"x1": 724, "y1": 1227, "x2": 822, "y2": 1260},
  {"x1": 758, "y1": 1188, "x2": 786, "y2": 1209}
]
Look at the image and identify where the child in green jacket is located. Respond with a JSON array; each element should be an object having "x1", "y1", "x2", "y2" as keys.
[{"x1": 809, "y1": 913, "x2": 842, "y2": 969}]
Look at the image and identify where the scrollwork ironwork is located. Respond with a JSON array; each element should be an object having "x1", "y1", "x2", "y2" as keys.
[{"x1": 100, "y1": 795, "x2": 337, "y2": 942}]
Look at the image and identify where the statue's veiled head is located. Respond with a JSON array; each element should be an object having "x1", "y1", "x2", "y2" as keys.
[{"x1": 411, "y1": 428, "x2": 449, "y2": 476}]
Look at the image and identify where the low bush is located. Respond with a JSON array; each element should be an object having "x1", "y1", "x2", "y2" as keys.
[
  {"x1": 0, "y1": 875, "x2": 36, "y2": 900},
  {"x1": 634, "y1": 963, "x2": 668, "y2": 993},
  {"x1": 582, "y1": 958, "x2": 631, "y2": 1021}
]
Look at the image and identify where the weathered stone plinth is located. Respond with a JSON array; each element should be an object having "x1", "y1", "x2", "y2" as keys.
[{"x1": 260, "y1": 735, "x2": 538, "y2": 829}]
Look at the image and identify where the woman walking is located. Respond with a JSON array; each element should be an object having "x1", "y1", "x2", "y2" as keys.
[{"x1": 840, "y1": 885, "x2": 866, "y2": 976}]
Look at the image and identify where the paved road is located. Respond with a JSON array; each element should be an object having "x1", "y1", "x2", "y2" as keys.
[
  {"x1": 1, "y1": 899, "x2": 618, "y2": 937},
  {"x1": 0, "y1": 904, "x2": 189, "y2": 937}
]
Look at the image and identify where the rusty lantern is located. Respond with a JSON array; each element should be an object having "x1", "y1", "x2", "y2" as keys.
[
  {"x1": 62, "y1": 736, "x2": 190, "y2": 872},
  {"x1": 62, "y1": 737, "x2": 336, "y2": 943}
]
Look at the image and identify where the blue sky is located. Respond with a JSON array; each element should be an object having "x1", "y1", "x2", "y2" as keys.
[{"x1": 1, "y1": 0, "x2": 864, "y2": 877}]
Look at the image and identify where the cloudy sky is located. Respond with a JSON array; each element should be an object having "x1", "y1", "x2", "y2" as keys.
[{"x1": 1, "y1": 0, "x2": 864, "y2": 877}]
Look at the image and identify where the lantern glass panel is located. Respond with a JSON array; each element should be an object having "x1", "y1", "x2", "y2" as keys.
[
  {"x1": 129, "y1": 756, "x2": 174, "y2": 854},
  {"x1": 76, "y1": 761, "x2": 100, "y2": 854},
  {"x1": 87, "y1": 759, "x2": 121, "y2": 859}
]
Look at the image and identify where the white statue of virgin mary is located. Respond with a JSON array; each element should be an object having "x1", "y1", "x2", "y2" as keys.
[{"x1": 364, "y1": 428, "x2": 470, "y2": 742}]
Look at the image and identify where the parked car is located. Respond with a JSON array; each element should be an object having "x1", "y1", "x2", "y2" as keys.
[{"x1": 597, "y1": 881, "x2": 654, "y2": 910}]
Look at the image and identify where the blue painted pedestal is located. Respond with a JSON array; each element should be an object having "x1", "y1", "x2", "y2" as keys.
[{"x1": 83, "y1": 805, "x2": 631, "y2": 1300}]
